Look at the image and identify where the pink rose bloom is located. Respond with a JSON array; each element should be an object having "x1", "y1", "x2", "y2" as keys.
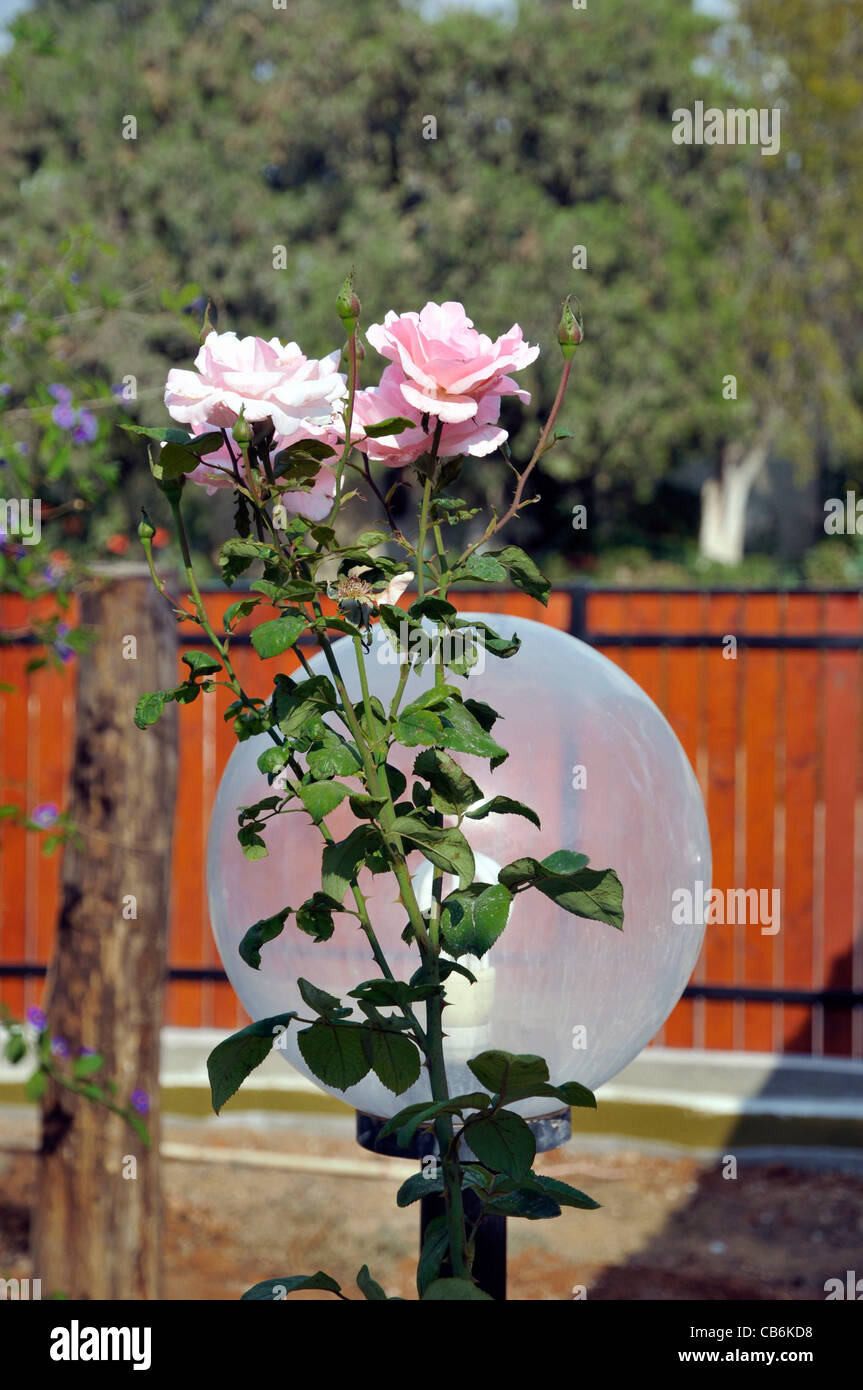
[
  {"x1": 365, "y1": 301, "x2": 539, "y2": 424},
  {"x1": 164, "y1": 331, "x2": 346, "y2": 436},
  {"x1": 350, "y1": 365, "x2": 507, "y2": 467}
]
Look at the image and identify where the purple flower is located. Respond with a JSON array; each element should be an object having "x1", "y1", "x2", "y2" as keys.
[
  {"x1": 32, "y1": 802, "x2": 59, "y2": 828},
  {"x1": 72, "y1": 409, "x2": 98, "y2": 444},
  {"x1": 51, "y1": 1036, "x2": 70, "y2": 1057},
  {"x1": 130, "y1": 1088, "x2": 149, "y2": 1114},
  {"x1": 51, "y1": 404, "x2": 76, "y2": 430},
  {"x1": 10, "y1": 312, "x2": 24, "y2": 329},
  {"x1": 48, "y1": 384, "x2": 73, "y2": 404},
  {"x1": 69, "y1": 272, "x2": 83, "y2": 285},
  {"x1": 78, "y1": 1045, "x2": 96, "y2": 1056},
  {"x1": 16, "y1": 442, "x2": 29, "y2": 456},
  {"x1": 0, "y1": 383, "x2": 11, "y2": 396},
  {"x1": 27, "y1": 1006, "x2": 47, "y2": 1030}
]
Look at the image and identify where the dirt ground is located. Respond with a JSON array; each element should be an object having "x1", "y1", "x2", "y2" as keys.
[{"x1": 2, "y1": 1108, "x2": 862, "y2": 1300}]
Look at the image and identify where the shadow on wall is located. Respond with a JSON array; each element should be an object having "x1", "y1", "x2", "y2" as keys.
[{"x1": 588, "y1": 938, "x2": 863, "y2": 1300}]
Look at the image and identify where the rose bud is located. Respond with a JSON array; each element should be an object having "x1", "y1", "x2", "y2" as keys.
[{"x1": 557, "y1": 295, "x2": 584, "y2": 358}]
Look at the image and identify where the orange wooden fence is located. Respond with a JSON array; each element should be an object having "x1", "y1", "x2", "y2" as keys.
[{"x1": 2, "y1": 587, "x2": 862, "y2": 1057}]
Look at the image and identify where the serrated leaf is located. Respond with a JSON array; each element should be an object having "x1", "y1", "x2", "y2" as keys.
[
  {"x1": 251, "y1": 614, "x2": 308, "y2": 659},
  {"x1": 467, "y1": 1050, "x2": 549, "y2": 1097},
  {"x1": 298, "y1": 780, "x2": 349, "y2": 823},
  {"x1": 485, "y1": 545, "x2": 550, "y2": 605},
  {"x1": 297, "y1": 1020, "x2": 370, "y2": 1091},
  {"x1": 439, "y1": 883, "x2": 512, "y2": 958},
  {"x1": 207, "y1": 1013, "x2": 298, "y2": 1114},
  {"x1": 464, "y1": 1109, "x2": 536, "y2": 1178},
  {"x1": 459, "y1": 552, "x2": 508, "y2": 583},
  {"x1": 134, "y1": 690, "x2": 167, "y2": 729},
  {"x1": 390, "y1": 816, "x2": 475, "y2": 889},
  {"x1": 361, "y1": 1027, "x2": 422, "y2": 1095}
]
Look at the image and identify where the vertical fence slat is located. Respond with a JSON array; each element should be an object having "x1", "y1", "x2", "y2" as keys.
[
  {"x1": 742, "y1": 595, "x2": 781, "y2": 1052},
  {"x1": 703, "y1": 594, "x2": 742, "y2": 1050},
  {"x1": 781, "y1": 595, "x2": 820, "y2": 1053},
  {"x1": 821, "y1": 594, "x2": 861, "y2": 1055},
  {"x1": 662, "y1": 594, "x2": 704, "y2": 1050}
]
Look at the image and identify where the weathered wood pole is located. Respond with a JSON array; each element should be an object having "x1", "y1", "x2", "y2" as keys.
[{"x1": 34, "y1": 563, "x2": 178, "y2": 1299}]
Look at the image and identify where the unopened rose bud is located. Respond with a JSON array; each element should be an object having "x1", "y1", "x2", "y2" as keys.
[
  {"x1": 336, "y1": 270, "x2": 361, "y2": 334},
  {"x1": 232, "y1": 411, "x2": 252, "y2": 446},
  {"x1": 138, "y1": 509, "x2": 156, "y2": 543},
  {"x1": 557, "y1": 295, "x2": 584, "y2": 358}
]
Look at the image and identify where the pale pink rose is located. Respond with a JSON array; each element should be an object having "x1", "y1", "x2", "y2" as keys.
[
  {"x1": 365, "y1": 302, "x2": 539, "y2": 424},
  {"x1": 164, "y1": 331, "x2": 346, "y2": 436},
  {"x1": 350, "y1": 365, "x2": 507, "y2": 467},
  {"x1": 274, "y1": 466, "x2": 337, "y2": 523}
]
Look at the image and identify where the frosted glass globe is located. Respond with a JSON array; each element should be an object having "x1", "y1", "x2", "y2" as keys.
[{"x1": 207, "y1": 612, "x2": 711, "y2": 1119}]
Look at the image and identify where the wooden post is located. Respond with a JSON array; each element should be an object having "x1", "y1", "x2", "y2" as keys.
[{"x1": 33, "y1": 563, "x2": 178, "y2": 1300}]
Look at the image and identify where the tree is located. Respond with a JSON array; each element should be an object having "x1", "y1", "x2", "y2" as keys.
[
  {"x1": 0, "y1": 0, "x2": 750, "y2": 568},
  {"x1": 33, "y1": 565, "x2": 178, "y2": 1299},
  {"x1": 698, "y1": 0, "x2": 863, "y2": 564}
]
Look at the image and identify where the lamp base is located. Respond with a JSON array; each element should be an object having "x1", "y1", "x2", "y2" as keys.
[{"x1": 356, "y1": 1108, "x2": 572, "y2": 1300}]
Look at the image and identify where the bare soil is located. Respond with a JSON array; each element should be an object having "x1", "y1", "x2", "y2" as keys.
[{"x1": 2, "y1": 1110, "x2": 862, "y2": 1300}]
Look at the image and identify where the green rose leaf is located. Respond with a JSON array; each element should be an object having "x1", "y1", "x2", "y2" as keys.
[
  {"x1": 297, "y1": 978, "x2": 351, "y2": 1019},
  {"x1": 356, "y1": 1265, "x2": 389, "y2": 1301},
  {"x1": 181, "y1": 649, "x2": 222, "y2": 677},
  {"x1": 298, "y1": 779, "x2": 349, "y2": 823},
  {"x1": 251, "y1": 613, "x2": 308, "y2": 659},
  {"x1": 484, "y1": 1185, "x2": 561, "y2": 1220},
  {"x1": 422, "y1": 1278, "x2": 494, "y2": 1301},
  {"x1": 133, "y1": 690, "x2": 168, "y2": 729},
  {"x1": 276, "y1": 675, "x2": 338, "y2": 737},
  {"x1": 361, "y1": 1026, "x2": 422, "y2": 1095},
  {"x1": 484, "y1": 545, "x2": 550, "y2": 605},
  {"x1": 463, "y1": 1109, "x2": 536, "y2": 1178},
  {"x1": 390, "y1": 815, "x2": 475, "y2": 889},
  {"x1": 297, "y1": 1020, "x2": 371, "y2": 1091},
  {"x1": 412, "y1": 748, "x2": 483, "y2": 815},
  {"x1": 396, "y1": 1171, "x2": 446, "y2": 1207},
  {"x1": 321, "y1": 823, "x2": 385, "y2": 903},
  {"x1": 417, "y1": 1215, "x2": 450, "y2": 1298},
  {"x1": 465, "y1": 796, "x2": 540, "y2": 829},
  {"x1": 439, "y1": 882, "x2": 512, "y2": 958},
  {"x1": 458, "y1": 552, "x2": 508, "y2": 584},
  {"x1": 467, "y1": 1050, "x2": 549, "y2": 1097},
  {"x1": 238, "y1": 907, "x2": 291, "y2": 969},
  {"x1": 498, "y1": 853, "x2": 623, "y2": 929},
  {"x1": 207, "y1": 1012, "x2": 299, "y2": 1114},
  {"x1": 451, "y1": 618, "x2": 521, "y2": 659},
  {"x1": 241, "y1": 1272, "x2": 342, "y2": 1301},
  {"x1": 295, "y1": 891, "x2": 341, "y2": 943},
  {"x1": 361, "y1": 416, "x2": 417, "y2": 439}
]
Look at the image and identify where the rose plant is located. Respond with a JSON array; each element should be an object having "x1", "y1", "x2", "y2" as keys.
[{"x1": 130, "y1": 277, "x2": 624, "y2": 1301}]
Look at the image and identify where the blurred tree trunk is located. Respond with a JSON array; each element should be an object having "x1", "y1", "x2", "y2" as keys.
[
  {"x1": 699, "y1": 435, "x2": 770, "y2": 566},
  {"x1": 33, "y1": 565, "x2": 178, "y2": 1300}
]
